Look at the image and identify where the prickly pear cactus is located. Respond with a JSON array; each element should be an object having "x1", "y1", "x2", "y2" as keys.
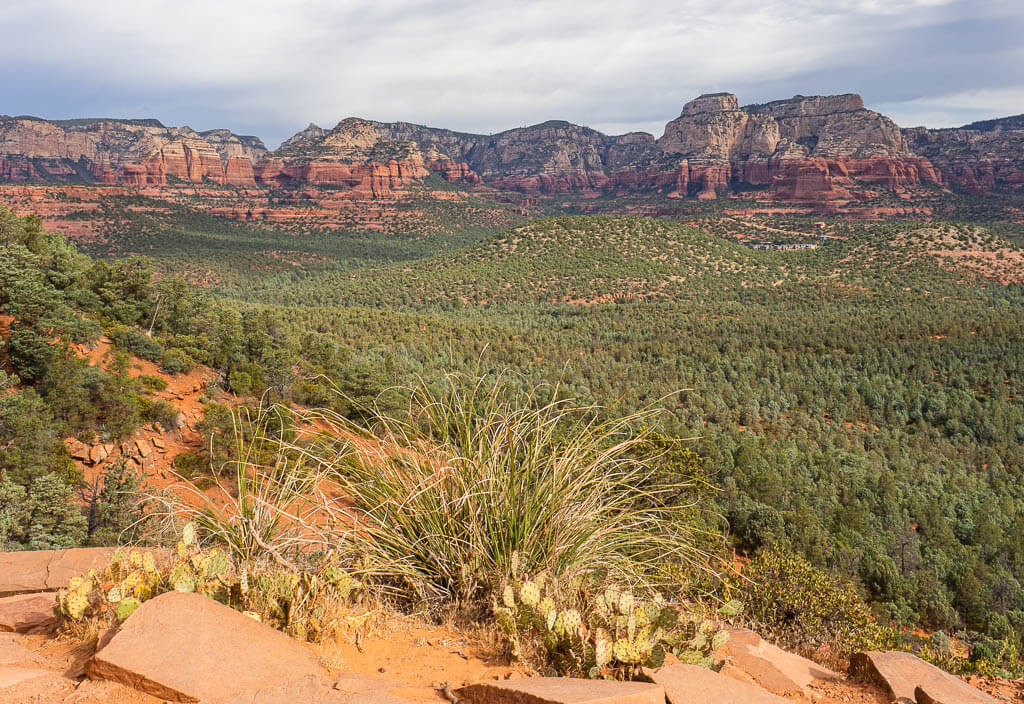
[{"x1": 493, "y1": 572, "x2": 735, "y2": 679}]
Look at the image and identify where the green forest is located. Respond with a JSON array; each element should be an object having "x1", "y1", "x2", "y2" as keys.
[{"x1": 3, "y1": 189, "x2": 1024, "y2": 669}]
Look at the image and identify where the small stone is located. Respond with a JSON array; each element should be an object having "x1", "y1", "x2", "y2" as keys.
[{"x1": 135, "y1": 439, "x2": 153, "y2": 458}]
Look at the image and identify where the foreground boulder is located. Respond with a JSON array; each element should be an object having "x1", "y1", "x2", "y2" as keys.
[
  {"x1": 88, "y1": 591, "x2": 323, "y2": 702},
  {"x1": 716, "y1": 628, "x2": 841, "y2": 698},
  {"x1": 852, "y1": 651, "x2": 996, "y2": 704},
  {"x1": 0, "y1": 548, "x2": 116, "y2": 596},
  {"x1": 645, "y1": 663, "x2": 786, "y2": 704},
  {"x1": 456, "y1": 678, "x2": 664, "y2": 704},
  {"x1": 0, "y1": 592, "x2": 58, "y2": 633}
]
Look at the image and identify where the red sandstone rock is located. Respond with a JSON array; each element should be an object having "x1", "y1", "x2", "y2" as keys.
[
  {"x1": 645, "y1": 663, "x2": 785, "y2": 704},
  {"x1": 716, "y1": 628, "x2": 840, "y2": 698},
  {"x1": 852, "y1": 651, "x2": 995, "y2": 704},
  {"x1": 87, "y1": 591, "x2": 323, "y2": 702},
  {"x1": 0, "y1": 548, "x2": 116, "y2": 596},
  {"x1": 0, "y1": 635, "x2": 43, "y2": 665},
  {"x1": 0, "y1": 593, "x2": 57, "y2": 633}
]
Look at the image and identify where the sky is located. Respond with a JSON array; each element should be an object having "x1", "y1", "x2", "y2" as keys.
[{"x1": 2, "y1": 0, "x2": 1022, "y2": 148}]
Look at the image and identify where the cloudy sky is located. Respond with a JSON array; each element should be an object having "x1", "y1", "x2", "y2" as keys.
[{"x1": 2, "y1": 0, "x2": 1021, "y2": 148}]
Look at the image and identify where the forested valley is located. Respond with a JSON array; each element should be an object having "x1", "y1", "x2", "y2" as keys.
[{"x1": 3, "y1": 186, "x2": 1024, "y2": 672}]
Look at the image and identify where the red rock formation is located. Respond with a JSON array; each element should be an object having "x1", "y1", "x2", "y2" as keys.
[
  {"x1": 254, "y1": 157, "x2": 431, "y2": 198},
  {"x1": 223, "y1": 156, "x2": 256, "y2": 187},
  {"x1": 428, "y1": 159, "x2": 481, "y2": 184}
]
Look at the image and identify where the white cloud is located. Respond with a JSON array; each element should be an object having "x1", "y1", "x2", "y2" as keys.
[{"x1": 0, "y1": 0, "x2": 1019, "y2": 145}]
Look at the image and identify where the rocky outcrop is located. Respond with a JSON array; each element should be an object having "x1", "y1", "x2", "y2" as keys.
[
  {"x1": 0, "y1": 116, "x2": 267, "y2": 186},
  {"x1": 654, "y1": 93, "x2": 941, "y2": 200},
  {"x1": 267, "y1": 93, "x2": 950, "y2": 201}
]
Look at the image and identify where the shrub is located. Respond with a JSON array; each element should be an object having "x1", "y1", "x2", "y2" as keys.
[
  {"x1": 137, "y1": 397, "x2": 178, "y2": 428},
  {"x1": 298, "y1": 371, "x2": 726, "y2": 616},
  {"x1": 79, "y1": 458, "x2": 152, "y2": 546},
  {"x1": 137, "y1": 374, "x2": 168, "y2": 393},
  {"x1": 108, "y1": 325, "x2": 163, "y2": 362},
  {"x1": 741, "y1": 546, "x2": 894, "y2": 656},
  {"x1": 159, "y1": 348, "x2": 195, "y2": 374}
]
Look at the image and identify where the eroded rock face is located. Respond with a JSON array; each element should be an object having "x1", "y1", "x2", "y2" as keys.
[{"x1": 1, "y1": 98, "x2": 1020, "y2": 202}]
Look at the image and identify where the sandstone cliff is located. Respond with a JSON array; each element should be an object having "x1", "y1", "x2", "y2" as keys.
[
  {"x1": 903, "y1": 117, "x2": 1024, "y2": 194},
  {"x1": 266, "y1": 93, "x2": 954, "y2": 200},
  {"x1": 0, "y1": 116, "x2": 267, "y2": 186},
  {"x1": 2, "y1": 97, "x2": 1021, "y2": 202}
]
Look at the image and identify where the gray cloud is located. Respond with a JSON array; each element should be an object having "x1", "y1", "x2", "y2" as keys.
[{"x1": 1, "y1": 0, "x2": 1020, "y2": 147}]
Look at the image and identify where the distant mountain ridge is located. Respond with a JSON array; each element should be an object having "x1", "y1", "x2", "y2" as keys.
[{"x1": 1, "y1": 93, "x2": 1021, "y2": 200}]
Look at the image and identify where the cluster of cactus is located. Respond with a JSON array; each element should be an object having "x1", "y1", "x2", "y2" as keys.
[
  {"x1": 494, "y1": 572, "x2": 736, "y2": 679},
  {"x1": 246, "y1": 562, "x2": 362, "y2": 641},
  {"x1": 57, "y1": 522, "x2": 362, "y2": 642},
  {"x1": 57, "y1": 522, "x2": 233, "y2": 627},
  {"x1": 57, "y1": 548, "x2": 163, "y2": 624}
]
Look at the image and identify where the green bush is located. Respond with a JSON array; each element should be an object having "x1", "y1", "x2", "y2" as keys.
[
  {"x1": 137, "y1": 374, "x2": 168, "y2": 392},
  {"x1": 108, "y1": 325, "x2": 163, "y2": 362},
  {"x1": 741, "y1": 546, "x2": 894, "y2": 656},
  {"x1": 159, "y1": 348, "x2": 195, "y2": 374}
]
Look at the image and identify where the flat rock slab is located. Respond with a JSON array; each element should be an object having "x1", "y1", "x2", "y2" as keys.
[
  {"x1": 88, "y1": 591, "x2": 323, "y2": 703},
  {"x1": 0, "y1": 593, "x2": 58, "y2": 633},
  {"x1": 0, "y1": 635, "x2": 43, "y2": 665},
  {"x1": 0, "y1": 548, "x2": 116, "y2": 596},
  {"x1": 456, "y1": 677, "x2": 665, "y2": 704},
  {"x1": 852, "y1": 651, "x2": 996, "y2": 704},
  {"x1": 718, "y1": 628, "x2": 840, "y2": 697},
  {"x1": 202, "y1": 673, "x2": 415, "y2": 704},
  {"x1": 645, "y1": 663, "x2": 786, "y2": 704}
]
